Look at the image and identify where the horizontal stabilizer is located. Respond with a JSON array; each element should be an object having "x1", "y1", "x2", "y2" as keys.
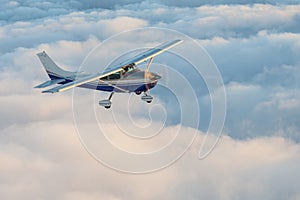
[
  {"x1": 42, "y1": 73, "x2": 103, "y2": 93},
  {"x1": 34, "y1": 79, "x2": 65, "y2": 88}
]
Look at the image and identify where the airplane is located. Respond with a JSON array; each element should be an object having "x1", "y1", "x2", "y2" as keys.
[{"x1": 35, "y1": 39, "x2": 183, "y2": 109}]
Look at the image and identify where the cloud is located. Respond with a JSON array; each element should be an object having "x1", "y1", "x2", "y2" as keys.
[
  {"x1": 1, "y1": 1, "x2": 299, "y2": 140},
  {"x1": 223, "y1": 81, "x2": 300, "y2": 140},
  {"x1": 0, "y1": 13, "x2": 148, "y2": 53},
  {"x1": 1, "y1": 1, "x2": 300, "y2": 199},
  {"x1": 153, "y1": 0, "x2": 299, "y2": 7},
  {"x1": 2, "y1": 3, "x2": 299, "y2": 53},
  {"x1": 1, "y1": 120, "x2": 300, "y2": 199},
  {"x1": 197, "y1": 30, "x2": 300, "y2": 140},
  {"x1": 2, "y1": 0, "x2": 297, "y2": 24}
]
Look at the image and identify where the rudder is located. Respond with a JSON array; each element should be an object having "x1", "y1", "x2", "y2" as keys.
[{"x1": 37, "y1": 51, "x2": 73, "y2": 80}]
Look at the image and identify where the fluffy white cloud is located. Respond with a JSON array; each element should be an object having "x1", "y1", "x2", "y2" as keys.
[
  {"x1": 154, "y1": 0, "x2": 299, "y2": 7},
  {"x1": 198, "y1": 31, "x2": 300, "y2": 140},
  {"x1": 0, "y1": 0, "x2": 299, "y2": 149},
  {"x1": 2, "y1": 3, "x2": 300, "y2": 52},
  {"x1": 0, "y1": 12, "x2": 148, "y2": 53},
  {"x1": 1, "y1": 120, "x2": 300, "y2": 199},
  {"x1": 223, "y1": 81, "x2": 300, "y2": 140},
  {"x1": 1, "y1": 1, "x2": 300, "y2": 199}
]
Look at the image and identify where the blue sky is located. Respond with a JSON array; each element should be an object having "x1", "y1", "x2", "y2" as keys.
[{"x1": 0, "y1": 0, "x2": 300, "y2": 199}]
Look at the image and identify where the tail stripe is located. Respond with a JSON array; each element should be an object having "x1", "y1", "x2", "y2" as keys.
[{"x1": 37, "y1": 51, "x2": 75, "y2": 79}]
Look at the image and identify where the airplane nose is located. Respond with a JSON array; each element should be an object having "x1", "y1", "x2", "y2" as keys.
[{"x1": 151, "y1": 73, "x2": 161, "y2": 80}]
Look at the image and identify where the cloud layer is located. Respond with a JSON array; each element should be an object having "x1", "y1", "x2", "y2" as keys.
[
  {"x1": 1, "y1": 0, "x2": 300, "y2": 199},
  {"x1": 1, "y1": 122, "x2": 300, "y2": 199}
]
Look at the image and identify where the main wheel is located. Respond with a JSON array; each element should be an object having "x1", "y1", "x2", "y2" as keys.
[
  {"x1": 99, "y1": 99, "x2": 111, "y2": 108},
  {"x1": 135, "y1": 91, "x2": 142, "y2": 95},
  {"x1": 146, "y1": 100, "x2": 152, "y2": 103}
]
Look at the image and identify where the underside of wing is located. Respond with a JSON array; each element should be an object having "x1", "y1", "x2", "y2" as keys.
[
  {"x1": 34, "y1": 78, "x2": 65, "y2": 88},
  {"x1": 42, "y1": 67, "x2": 125, "y2": 93}
]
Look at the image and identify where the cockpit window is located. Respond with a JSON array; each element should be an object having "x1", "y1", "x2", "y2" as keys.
[
  {"x1": 100, "y1": 64, "x2": 136, "y2": 81},
  {"x1": 123, "y1": 64, "x2": 135, "y2": 73},
  {"x1": 100, "y1": 72, "x2": 121, "y2": 80}
]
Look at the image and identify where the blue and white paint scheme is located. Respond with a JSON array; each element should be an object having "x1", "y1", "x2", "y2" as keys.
[{"x1": 35, "y1": 39, "x2": 183, "y2": 108}]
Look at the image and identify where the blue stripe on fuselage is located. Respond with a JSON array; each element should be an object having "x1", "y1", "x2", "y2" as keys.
[
  {"x1": 78, "y1": 81, "x2": 157, "y2": 92},
  {"x1": 48, "y1": 74, "x2": 157, "y2": 93}
]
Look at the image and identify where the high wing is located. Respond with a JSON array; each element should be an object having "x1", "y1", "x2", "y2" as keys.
[
  {"x1": 103, "y1": 39, "x2": 183, "y2": 74},
  {"x1": 42, "y1": 39, "x2": 183, "y2": 93}
]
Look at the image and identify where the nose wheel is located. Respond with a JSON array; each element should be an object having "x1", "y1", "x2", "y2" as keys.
[{"x1": 141, "y1": 92, "x2": 153, "y2": 103}]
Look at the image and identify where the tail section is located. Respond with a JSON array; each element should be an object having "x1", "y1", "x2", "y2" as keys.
[{"x1": 37, "y1": 51, "x2": 75, "y2": 79}]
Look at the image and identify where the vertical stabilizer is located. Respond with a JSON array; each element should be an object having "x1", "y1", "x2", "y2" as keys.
[{"x1": 37, "y1": 51, "x2": 74, "y2": 79}]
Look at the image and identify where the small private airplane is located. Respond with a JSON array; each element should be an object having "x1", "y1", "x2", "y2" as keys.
[{"x1": 35, "y1": 39, "x2": 183, "y2": 108}]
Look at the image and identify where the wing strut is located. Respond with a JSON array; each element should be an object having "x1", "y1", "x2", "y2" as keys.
[{"x1": 146, "y1": 57, "x2": 154, "y2": 71}]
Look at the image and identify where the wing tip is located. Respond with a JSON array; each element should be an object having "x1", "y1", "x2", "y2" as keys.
[
  {"x1": 175, "y1": 39, "x2": 184, "y2": 44},
  {"x1": 42, "y1": 89, "x2": 57, "y2": 93}
]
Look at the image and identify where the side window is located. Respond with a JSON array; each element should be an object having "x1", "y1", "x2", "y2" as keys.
[
  {"x1": 128, "y1": 65, "x2": 133, "y2": 72},
  {"x1": 108, "y1": 72, "x2": 121, "y2": 80},
  {"x1": 100, "y1": 76, "x2": 108, "y2": 80}
]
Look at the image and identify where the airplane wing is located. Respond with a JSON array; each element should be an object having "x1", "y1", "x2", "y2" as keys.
[
  {"x1": 42, "y1": 39, "x2": 183, "y2": 93},
  {"x1": 42, "y1": 67, "x2": 123, "y2": 93},
  {"x1": 103, "y1": 39, "x2": 183, "y2": 74}
]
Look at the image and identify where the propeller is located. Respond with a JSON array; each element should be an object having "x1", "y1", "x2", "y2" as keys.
[
  {"x1": 157, "y1": 66, "x2": 169, "y2": 85},
  {"x1": 144, "y1": 57, "x2": 154, "y2": 90}
]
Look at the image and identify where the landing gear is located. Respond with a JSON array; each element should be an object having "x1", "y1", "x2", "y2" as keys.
[
  {"x1": 99, "y1": 91, "x2": 153, "y2": 108},
  {"x1": 99, "y1": 92, "x2": 114, "y2": 109},
  {"x1": 141, "y1": 92, "x2": 153, "y2": 103},
  {"x1": 135, "y1": 91, "x2": 142, "y2": 95}
]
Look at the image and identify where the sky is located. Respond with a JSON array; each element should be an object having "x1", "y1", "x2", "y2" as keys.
[{"x1": 1, "y1": 0, "x2": 300, "y2": 199}]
